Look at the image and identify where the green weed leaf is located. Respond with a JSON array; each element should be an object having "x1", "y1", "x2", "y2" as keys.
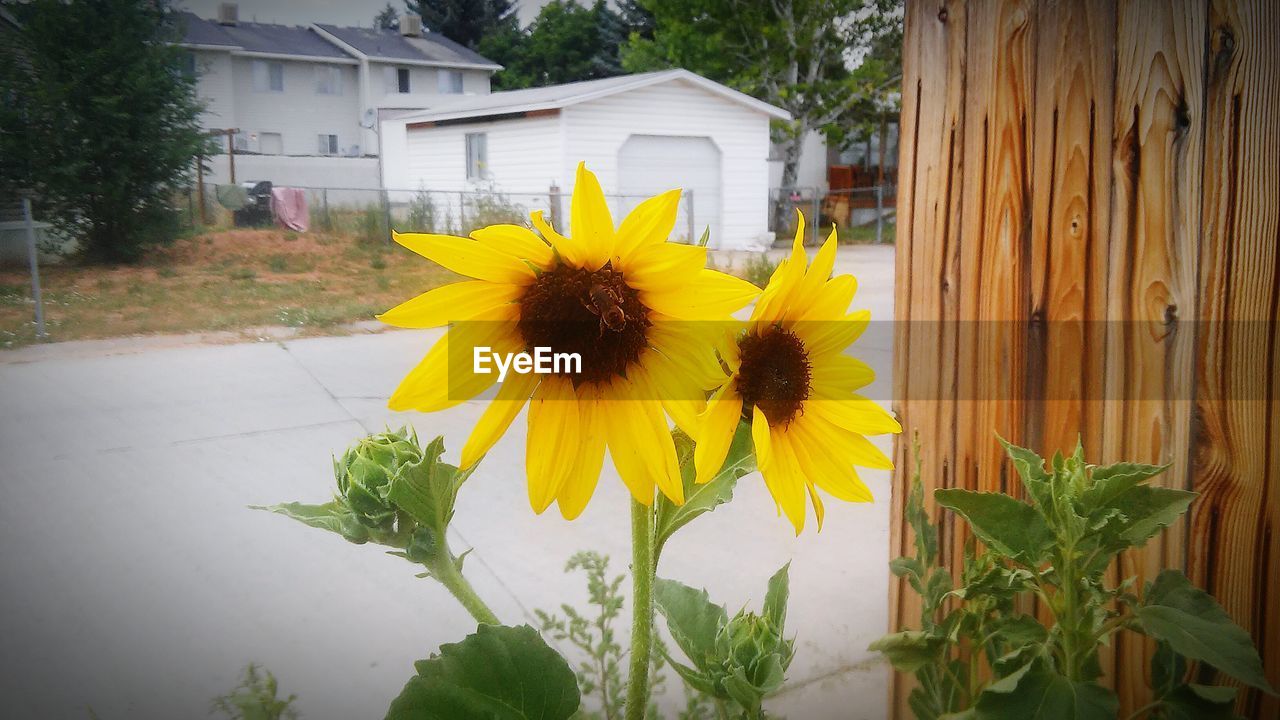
[
  {"x1": 655, "y1": 424, "x2": 753, "y2": 550},
  {"x1": 385, "y1": 624, "x2": 580, "y2": 720},
  {"x1": 1137, "y1": 571, "x2": 1273, "y2": 692},
  {"x1": 654, "y1": 578, "x2": 728, "y2": 672},
  {"x1": 253, "y1": 500, "x2": 371, "y2": 544},
  {"x1": 868, "y1": 631, "x2": 944, "y2": 673},
  {"x1": 935, "y1": 489, "x2": 1054, "y2": 564},
  {"x1": 974, "y1": 661, "x2": 1117, "y2": 720}
]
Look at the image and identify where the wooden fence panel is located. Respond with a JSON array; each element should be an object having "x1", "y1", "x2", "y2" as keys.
[{"x1": 890, "y1": 0, "x2": 1278, "y2": 716}]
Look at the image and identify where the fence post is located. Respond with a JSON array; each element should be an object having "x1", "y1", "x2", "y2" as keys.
[
  {"x1": 875, "y1": 183, "x2": 884, "y2": 244},
  {"x1": 21, "y1": 198, "x2": 47, "y2": 340},
  {"x1": 548, "y1": 183, "x2": 562, "y2": 233},
  {"x1": 322, "y1": 188, "x2": 330, "y2": 231},
  {"x1": 685, "y1": 188, "x2": 695, "y2": 245},
  {"x1": 811, "y1": 190, "x2": 819, "y2": 245}
]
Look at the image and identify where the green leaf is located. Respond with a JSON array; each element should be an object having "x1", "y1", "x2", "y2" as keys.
[
  {"x1": 252, "y1": 500, "x2": 371, "y2": 544},
  {"x1": 385, "y1": 624, "x2": 580, "y2": 720},
  {"x1": 1080, "y1": 461, "x2": 1169, "y2": 510},
  {"x1": 1094, "y1": 486, "x2": 1195, "y2": 549},
  {"x1": 998, "y1": 436, "x2": 1054, "y2": 512},
  {"x1": 1137, "y1": 571, "x2": 1273, "y2": 693},
  {"x1": 974, "y1": 662, "x2": 1118, "y2": 720},
  {"x1": 1151, "y1": 640, "x2": 1186, "y2": 697},
  {"x1": 868, "y1": 631, "x2": 944, "y2": 673},
  {"x1": 1159, "y1": 684, "x2": 1240, "y2": 720},
  {"x1": 654, "y1": 578, "x2": 728, "y2": 672},
  {"x1": 762, "y1": 562, "x2": 790, "y2": 635},
  {"x1": 934, "y1": 489, "x2": 1054, "y2": 563},
  {"x1": 906, "y1": 457, "x2": 939, "y2": 565},
  {"x1": 655, "y1": 424, "x2": 753, "y2": 549}
]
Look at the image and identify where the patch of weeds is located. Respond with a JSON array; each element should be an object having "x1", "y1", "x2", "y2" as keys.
[
  {"x1": 375, "y1": 276, "x2": 391, "y2": 291},
  {"x1": 369, "y1": 254, "x2": 387, "y2": 270},
  {"x1": 743, "y1": 253, "x2": 780, "y2": 288},
  {"x1": 282, "y1": 231, "x2": 298, "y2": 242},
  {"x1": 0, "y1": 283, "x2": 27, "y2": 306},
  {"x1": 228, "y1": 267, "x2": 256, "y2": 281},
  {"x1": 157, "y1": 266, "x2": 178, "y2": 278},
  {"x1": 210, "y1": 662, "x2": 299, "y2": 720},
  {"x1": 266, "y1": 255, "x2": 288, "y2": 273},
  {"x1": 126, "y1": 280, "x2": 146, "y2": 295}
]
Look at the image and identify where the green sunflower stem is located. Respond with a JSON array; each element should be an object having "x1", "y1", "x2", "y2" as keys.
[
  {"x1": 425, "y1": 550, "x2": 501, "y2": 626},
  {"x1": 625, "y1": 497, "x2": 657, "y2": 720}
]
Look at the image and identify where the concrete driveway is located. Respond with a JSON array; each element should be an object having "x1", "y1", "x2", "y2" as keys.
[{"x1": 0, "y1": 245, "x2": 897, "y2": 720}]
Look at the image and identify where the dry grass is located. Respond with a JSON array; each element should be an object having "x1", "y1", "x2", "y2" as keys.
[{"x1": 0, "y1": 228, "x2": 457, "y2": 349}]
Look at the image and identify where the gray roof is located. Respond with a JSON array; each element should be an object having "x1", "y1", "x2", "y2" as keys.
[
  {"x1": 177, "y1": 12, "x2": 348, "y2": 59},
  {"x1": 315, "y1": 24, "x2": 498, "y2": 68},
  {"x1": 175, "y1": 12, "x2": 498, "y2": 68},
  {"x1": 398, "y1": 69, "x2": 791, "y2": 123}
]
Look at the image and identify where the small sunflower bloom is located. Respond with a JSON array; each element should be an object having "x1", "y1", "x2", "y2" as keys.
[
  {"x1": 379, "y1": 163, "x2": 759, "y2": 519},
  {"x1": 694, "y1": 213, "x2": 901, "y2": 534}
]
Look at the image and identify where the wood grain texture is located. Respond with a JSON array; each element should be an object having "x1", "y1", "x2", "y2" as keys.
[
  {"x1": 1191, "y1": 0, "x2": 1280, "y2": 715},
  {"x1": 890, "y1": 0, "x2": 1278, "y2": 716}
]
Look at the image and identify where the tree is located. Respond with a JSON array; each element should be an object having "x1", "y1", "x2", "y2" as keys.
[
  {"x1": 0, "y1": 0, "x2": 212, "y2": 262},
  {"x1": 406, "y1": 0, "x2": 518, "y2": 50},
  {"x1": 374, "y1": 2, "x2": 399, "y2": 31},
  {"x1": 486, "y1": 0, "x2": 636, "y2": 90},
  {"x1": 624, "y1": 0, "x2": 902, "y2": 228}
]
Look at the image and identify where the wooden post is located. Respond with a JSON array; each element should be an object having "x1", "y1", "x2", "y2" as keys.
[
  {"x1": 890, "y1": 1, "x2": 1279, "y2": 717},
  {"x1": 225, "y1": 129, "x2": 236, "y2": 184},
  {"x1": 195, "y1": 153, "x2": 207, "y2": 226}
]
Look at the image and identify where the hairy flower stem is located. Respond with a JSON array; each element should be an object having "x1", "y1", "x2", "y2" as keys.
[
  {"x1": 425, "y1": 549, "x2": 500, "y2": 626},
  {"x1": 625, "y1": 498, "x2": 656, "y2": 720}
]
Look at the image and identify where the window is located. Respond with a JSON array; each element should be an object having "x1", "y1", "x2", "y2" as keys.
[
  {"x1": 384, "y1": 66, "x2": 410, "y2": 93},
  {"x1": 259, "y1": 132, "x2": 283, "y2": 155},
  {"x1": 252, "y1": 60, "x2": 284, "y2": 92},
  {"x1": 178, "y1": 52, "x2": 197, "y2": 79},
  {"x1": 315, "y1": 66, "x2": 342, "y2": 95},
  {"x1": 438, "y1": 70, "x2": 463, "y2": 94},
  {"x1": 318, "y1": 134, "x2": 339, "y2": 156},
  {"x1": 465, "y1": 132, "x2": 488, "y2": 180}
]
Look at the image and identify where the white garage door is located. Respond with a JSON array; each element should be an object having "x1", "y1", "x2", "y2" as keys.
[{"x1": 618, "y1": 135, "x2": 721, "y2": 246}]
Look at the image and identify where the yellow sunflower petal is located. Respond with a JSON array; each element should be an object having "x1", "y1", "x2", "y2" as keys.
[
  {"x1": 750, "y1": 213, "x2": 808, "y2": 321},
  {"x1": 644, "y1": 269, "x2": 759, "y2": 320},
  {"x1": 460, "y1": 370, "x2": 538, "y2": 469},
  {"x1": 470, "y1": 224, "x2": 554, "y2": 269},
  {"x1": 614, "y1": 188, "x2": 682, "y2": 262},
  {"x1": 570, "y1": 162, "x2": 614, "y2": 269},
  {"x1": 787, "y1": 417, "x2": 874, "y2": 502},
  {"x1": 618, "y1": 242, "x2": 706, "y2": 292},
  {"x1": 388, "y1": 312, "x2": 520, "y2": 412},
  {"x1": 795, "y1": 309, "x2": 871, "y2": 358},
  {"x1": 807, "y1": 482, "x2": 826, "y2": 531},
  {"x1": 556, "y1": 389, "x2": 606, "y2": 520},
  {"x1": 796, "y1": 274, "x2": 858, "y2": 323},
  {"x1": 782, "y1": 228, "x2": 839, "y2": 321},
  {"x1": 694, "y1": 383, "x2": 743, "y2": 484},
  {"x1": 751, "y1": 406, "x2": 773, "y2": 472},
  {"x1": 648, "y1": 317, "x2": 729, "y2": 390},
  {"x1": 764, "y1": 429, "x2": 808, "y2": 534},
  {"x1": 602, "y1": 378, "x2": 682, "y2": 505},
  {"x1": 392, "y1": 230, "x2": 535, "y2": 284},
  {"x1": 642, "y1": 350, "x2": 706, "y2": 435},
  {"x1": 810, "y1": 354, "x2": 876, "y2": 393},
  {"x1": 807, "y1": 394, "x2": 902, "y2": 435},
  {"x1": 377, "y1": 280, "x2": 522, "y2": 329},
  {"x1": 525, "y1": 376, "x2": 581, "y2": 513}
]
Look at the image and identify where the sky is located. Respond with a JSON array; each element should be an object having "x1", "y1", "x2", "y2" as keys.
[{"x1": 176, "y1": 0, "x2": 550, "y2": 29}]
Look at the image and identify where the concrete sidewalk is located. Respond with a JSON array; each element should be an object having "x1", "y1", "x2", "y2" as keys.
[{"x1": 0, "y1": 245, "x2": 896, "y2": 720}]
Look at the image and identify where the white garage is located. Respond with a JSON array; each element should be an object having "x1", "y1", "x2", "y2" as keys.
[{"x1": 379, "y1": 69, "x2": 789, "y2": 250}]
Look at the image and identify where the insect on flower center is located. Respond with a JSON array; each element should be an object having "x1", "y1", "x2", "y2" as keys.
[
  {"x1": 735, "y1": 328, "x2": 812, "y2": 427},
  {"x1": 517, "y1": 261, "x2": 650, "y2": 386}
]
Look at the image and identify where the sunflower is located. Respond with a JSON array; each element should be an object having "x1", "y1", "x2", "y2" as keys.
[
  {"x1": 693, "y1": 213, "x2": 901, "y2": 533},
  {"x1": 379, "y1": 163, "x2": 759, "y2": 519}
]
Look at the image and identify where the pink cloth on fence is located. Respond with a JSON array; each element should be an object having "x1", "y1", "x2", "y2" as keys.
[{"x1": 271, "y1": 187, "x2": 309, "y2": 232}]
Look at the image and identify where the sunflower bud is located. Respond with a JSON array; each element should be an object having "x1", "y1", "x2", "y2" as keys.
[{"x1": 334, "y1": 428, "x2": 425, "y2": 534}]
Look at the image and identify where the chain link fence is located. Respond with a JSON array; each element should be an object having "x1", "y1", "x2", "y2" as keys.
[{"x1": 769, "y1": 184, "x2": 897, "y2": 245}]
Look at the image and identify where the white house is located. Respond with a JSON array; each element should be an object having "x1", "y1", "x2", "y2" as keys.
[
  {"x1": 380, "y1": 69, "x2": 790, "y2": 251},
  {"x1": 176, "y1": 5, "x2": 500, "y2": 189}
]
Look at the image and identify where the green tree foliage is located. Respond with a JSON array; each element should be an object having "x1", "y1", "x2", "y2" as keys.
[
  {"x1": 406, "y1": 0, "x2": 519, "y2": 50},
  {"x1": 623, "y1": 0, "x2": 901, "y2": 222},
  {"x1": 0, "y1": 0, "x2": 213, "y2": 262},
  {"x1": 374, "y1": 2, "x2": 400, "y2": 31},
  {"x1": 485, "y1": 1, "x2": 640, "y2": 90}
]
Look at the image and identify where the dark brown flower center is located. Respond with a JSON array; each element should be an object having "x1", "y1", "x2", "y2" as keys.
[
  {"x1": 736, "y1": 327, "x2": 812, "y2": 427},
  {"x1": 517, "y1": 261, "x2": 650, "y2": 386}
]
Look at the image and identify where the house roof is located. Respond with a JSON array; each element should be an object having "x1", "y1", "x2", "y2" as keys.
[
  {"x1": 175, "y1": 12, "x2": 499, "y2": 69},
  {"x1": 396, "y1": 69, "x2": 791, "y2": 124},
  {"x1": 314, "y1": 24, "x2": 500, "y2": 69},
  {"x1": 176, "y1": 12, "x2": 349, "y2": 60}
]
